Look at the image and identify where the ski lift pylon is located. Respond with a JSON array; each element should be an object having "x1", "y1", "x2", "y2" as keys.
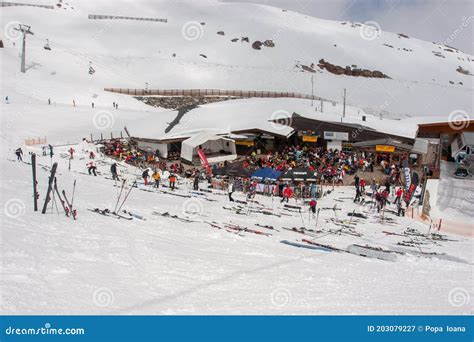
[
  {"x1": 88, "y1": 61, "x2": 95, "y2": 75},
  {"x1": 44, "y1": 39, "x2": 51, "y2": 50}
]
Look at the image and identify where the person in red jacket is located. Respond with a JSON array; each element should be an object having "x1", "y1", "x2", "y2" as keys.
[
  {"x1": 69, "y1": 147, "x2": 75, "y2": 159},
  {"x1": 394, "y1": 187, "x2": 403, "y2": 205},
  {"x1": 281, "y1": 185, "x2": 293, "y2": 203},
  {"x1": 309, "y1": 199, "x2": 317, "y2": 214}
]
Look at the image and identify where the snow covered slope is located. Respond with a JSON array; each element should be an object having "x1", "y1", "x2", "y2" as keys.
[{"x1": 1, "y1": 0, "x2": 473, "y2": 118}]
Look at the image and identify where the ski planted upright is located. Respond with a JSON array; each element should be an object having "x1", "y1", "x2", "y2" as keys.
[
  {"x1": 31, "y1": 153, "x2": 39, "y2": 211},
  {"x1": 62, "y1": 185, "x2": 77, "y2": 220},
  {"x1": 53, "y1": 177, "x2": 69, "y2": 217},
  {"x1": 41, "y1": 162, "x2": 58, "y2": 214}
]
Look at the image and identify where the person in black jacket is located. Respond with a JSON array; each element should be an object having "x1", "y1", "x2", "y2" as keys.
[
  {"x1": 110, "y1": 163, "x2": 120, "y2": 181},
  {"x1": 15, "y1": 147, "x2": 23, "y2": 161}
]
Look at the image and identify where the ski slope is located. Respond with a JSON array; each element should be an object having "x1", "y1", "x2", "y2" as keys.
[
  {"x1": 1, "y1": 0, "x2": 472, "y2": 118},
  {"x1": 1, "y1": 0, "x2": 473, "y2": 315}
]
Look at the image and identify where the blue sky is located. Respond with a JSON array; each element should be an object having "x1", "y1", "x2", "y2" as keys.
[{"x1": 223, "y1": 0, "x2": 474, "y2": 54}]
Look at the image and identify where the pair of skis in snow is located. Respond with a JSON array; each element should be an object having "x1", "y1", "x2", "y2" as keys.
[{"x1": 37, "y1": 158, "x2": 77, "y2": 219}]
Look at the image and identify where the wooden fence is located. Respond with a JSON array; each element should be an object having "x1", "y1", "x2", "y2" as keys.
[
  {"x1": 1, "y1": 1, "x2": 54, "y2": 9},
  {"x1": 25, "y1": 137, "x2": 47, "y2": 146},
  {"x1": 104, "y1": 88, "x2": 322, "y2": 101},
  {"x1": 88, "y1": 14, "x2": 167, "y2": 23}
]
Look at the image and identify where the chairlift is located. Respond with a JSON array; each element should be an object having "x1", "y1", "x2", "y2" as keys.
[
  {"x1": 88, "y1": 61, "x2": 95, "y2": 75},
  {"x1": 44, "y1": 39, "x2": 51, "y2": 51}
]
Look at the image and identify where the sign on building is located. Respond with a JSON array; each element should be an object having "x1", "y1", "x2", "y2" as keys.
[
  {"x1": 323, "y1": 131, "x2": 349, "y2": 141},
  {"x1": 376, "y1": 145, "x2": 396, "y2": 152},
  {"x1": 302, "y1": 135, "x2": 318, "y2": 142}
]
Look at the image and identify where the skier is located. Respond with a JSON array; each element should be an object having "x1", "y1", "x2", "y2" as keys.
[
  {"x1": 42, "y1": 145, "x2": 47, "y2": 156},
  {"x1": 193, "y1": 174, "x2": 199, "y2": 191},
  {"x1": 115, "y1": 103, "x2": 118, "y2": 109},
  {"x1": 15, "y1": 147, "x2": 23, "y2": 161},
  {"x1": 87, "y1": 161, "x2": 97, "y2": 176},
  {"x1": 228, "y1": 181, "x2": 235, "y2": 202},
  {"x1": 280, "y1": 185, "x2": 293, "y2": 203},
  {"x1": 89, "y1": 151, "x2": 95, "y2": 159},
  {"x1": 113, "y1": 102, "x2": 116, "y2": 108},
  {"x1": 48, "y1": 144, "x2": 54, "y2": 158},
  {"x1": 142, "y1": 168, "x2": 150, "y2": 186},
  {"x1": 110, "y1": 162, "x2": 120, "y2": 181},
  {"x1": 73, "y1": 99, "x2": 76, "y2": 107},
  {"x1": 69, "y1": 147, "x2": 75, "y2": 159},
  {"x1": 169, "y1": 173, "x2": 177, "y2": 190},
  {"x1": 48, "y1": 98, "x2": 51, "y2": 105},
  {"x1": 91, "y1": 102, "x2": 94, "y2": 108},
  {"x1": 152, "y1": 170, "x2": 161, "y2": 188},
  {"x1": 394, "y1": 187, "x2": 403, "y2": 205},
  {"x1": 309, "y1": 198, "x2": 317, "y2": 215},
  {"x1": 5, "y1": 95, "x2": 9, "y2": 103}
]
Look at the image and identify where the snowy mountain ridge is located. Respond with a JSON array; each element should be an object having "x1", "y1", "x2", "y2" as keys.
[{"x1": 1, "y1": 0, "x2": 472, "y2": 119}]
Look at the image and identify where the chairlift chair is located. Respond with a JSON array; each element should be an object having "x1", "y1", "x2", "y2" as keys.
[
  {"x1": 88, "y1": 61, "x2": 95, "y2": 75},
  {"x1": 44, "y1": 39, "x2": 51, "y2": 50}
]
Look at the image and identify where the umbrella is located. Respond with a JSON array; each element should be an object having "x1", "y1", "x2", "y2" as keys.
[
  {"x1": 280, "y1": 167, "x2": 318, "y2": 182},
  {"x1": 213, "y1": 162, "x2": 252, "y2": 178},
  {"x1": 250, "y1": 167, "x2": 282, "y2": 181}
]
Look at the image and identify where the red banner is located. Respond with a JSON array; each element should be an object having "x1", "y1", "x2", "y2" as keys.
[
  {"x1": 404, "y1": 183, "x2": 416, "y2": 204},
  {"x1": 197, "y1": 148, "x2": 212, "y2": 175}
]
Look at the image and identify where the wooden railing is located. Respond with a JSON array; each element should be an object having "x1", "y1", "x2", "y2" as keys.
[
  {"x1": 104, "y1": 88, "x2": 322, "y2": 100},
  {"x1": 88, "y1": 14, "x2": 167, "y2": 23},
  {"x1": 1, "y1": 1, "x2": 54, "y2": 9}
]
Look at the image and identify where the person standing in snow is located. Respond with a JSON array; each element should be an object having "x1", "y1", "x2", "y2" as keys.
[
  {"x1": 142, "y1": 168, "x2": 150, "y2": 186},
  {"x1": 48, "y1": 98, "x2": 51, "y2": 105},
  {"x1": 69, "y1": 147, "x2": 75, "y2": 159},
  {"x1": 394, "y1": 187, "x2": 403, "y2": 205},
  {"x1": 87, "y1": 161, "x2": 97, "y2": 176},
  {"x1": 228, "y1": 180, "x2": 235, "y2": 202},
  {"x1": 110, "y1": 163, "x2": 120, "y2": 181},
  {"x1": 5, "y1": 96, "x2": 9, "y2": 103},
  {"x1": 169, "y1": 173, "x2": 177, "y2": 190},
  {"x1": 397, "y1": 199, "x2": 406, "y2": 217},
  {"x1": 89, "y1": 151, "x2": 95, "y2": 159},
  {"x1": 91, "y1": 102, "x2": 95, "y2": 108},
  {"x1": 152, "y1": 170, "x2": 161, "y2": 188},
  {"x1": 73, "y1": 99, "x2": 76, "y2": 107},
  {"x1": 49, "y1": 144, "x2": 54, "y2": 158},
  {"x1": 309, "y1": 198, "x2": 317, "y2": 215},
  {"x1": 15, "y1": 147, "x2": 23, "y2": 161},
  {"x1": 193, "y1": 174, "x2": 199, "y2": 191},
  {"x1": 280, "y1": 184, "x2": 293, "y2": 203},
  {"x1": 42, "y1": 145, "x2": 47, "y2": 156}
]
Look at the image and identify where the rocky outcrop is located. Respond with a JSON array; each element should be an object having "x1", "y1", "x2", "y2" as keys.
[
  {"x1": 317, "y1": 59, "x2": 390, "y2": 78},
  {"x1": 135, "y1": 96, "x2": 239, "y2": 110},
  {"x1": 252, "y1": 40, "x2": 263, "y2": 50},
  {"x1": 263, "y1": 39, "x2": 275, "y2": 47},
  {"x1": 456, "y1": 66, "x2": 472, "y2": 76}
]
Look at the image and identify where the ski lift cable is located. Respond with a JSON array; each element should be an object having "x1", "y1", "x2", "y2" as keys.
[{"x1": 31, "y1": 33, "x2": 146, "y2": 86}]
